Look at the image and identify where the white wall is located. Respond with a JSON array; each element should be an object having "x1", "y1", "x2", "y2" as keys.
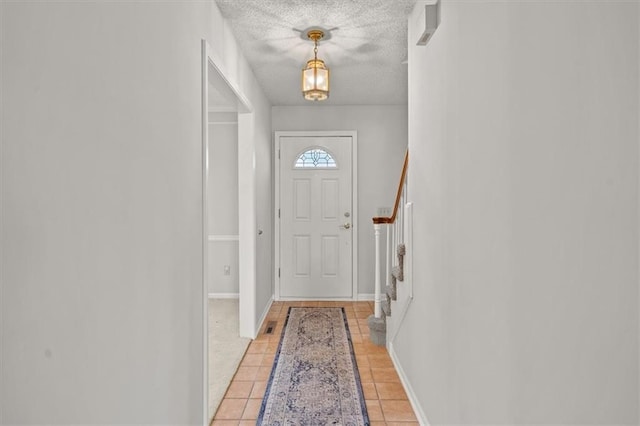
[
  {"x1": 255, "y1": 103, "x2": 274, "y2": 326},
  {"x1": 207, "y1": 240, "x2": 239, "y2": 295},
  {"x1": 208, "y1": 121, "x2": 239, "y2": 236},
  {"x1": 1, "y1": 1, "x2": 271, "y2": 423},
  {"x1": 208, "y1": 120, "x2": 239, "y2": 295},
  {"x1": 272, "y1": 106, "x2": 408, "y2": 298},
  {"x1": 395, "y1": 1, "x2": 639, "y2": 424},
  {"x1": 239, "y1": 86, "x2": 274, "y2": 332}
]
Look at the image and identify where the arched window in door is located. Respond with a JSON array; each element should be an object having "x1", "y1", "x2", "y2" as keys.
[{"x1": 294, "y1": 148, "x2": 338, "y2": 168}]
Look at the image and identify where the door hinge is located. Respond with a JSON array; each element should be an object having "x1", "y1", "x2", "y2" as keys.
[
  {"x1": 278, "y1": 209, "x2": 280, "y2": 218},
  {"x1": 278, "y1": 268, "x2": 280, "y2": 278},
  {"x1": 278, "y1": 149, "x2": 280, "y2": 159}
]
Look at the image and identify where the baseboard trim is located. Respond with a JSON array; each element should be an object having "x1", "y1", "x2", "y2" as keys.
[
  {"x1": 357, "y1": 293, "x2": 375, "y2": 301},
  {"x1": 208, "y1": 235, "x2": 239, "y2": 242},
  {"x1": 388, "y1": 341, "x2": 430, "y2": 426},
  {"x1": 255, "y1": 297, "x2": 274, "y2": 339},
  {"x1": 275, "y1": 297, "x2": 359, "y2": 301},
  {"x1": 208, "y1": 293, "x2": 239, "y2": 299}
]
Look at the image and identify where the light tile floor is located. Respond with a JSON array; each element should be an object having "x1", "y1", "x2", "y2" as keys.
[{"x1": 211, "y1": 301, "x2": 419, "y2": 426}]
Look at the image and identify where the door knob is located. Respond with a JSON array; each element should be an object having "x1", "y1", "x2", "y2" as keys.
[{"x1": 340, "y1": 223, "x2": 351, "y2": 229}]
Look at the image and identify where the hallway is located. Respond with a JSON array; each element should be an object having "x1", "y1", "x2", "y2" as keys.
[
  {"x1": 2, "y1": 1, "x2": 639, "y2": 424},
  {"x1": 212, "y1": 301, "x2": 418, "y2": 425}
]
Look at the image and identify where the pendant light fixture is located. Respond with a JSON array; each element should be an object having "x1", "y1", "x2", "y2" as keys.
[{"x1": 302, "y1": 29, "x2": 329, "y2": 101}]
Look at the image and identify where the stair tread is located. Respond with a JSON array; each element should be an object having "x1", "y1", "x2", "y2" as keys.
[
  {"x1": 386, "y1": 284, "x2": 397, "y2": 301},
  {"x1": 382, "y1": 294, "x2": 392, "y2": 317},
  {"x1": 367, "y1": 315, "x2": 386, "y2": 346},
  {"x1": 391, "y1": 265, "x2": 404, "y2": 282},
  {"x1": 381, "y1": 299, "x2": 391, "y2": 316}
]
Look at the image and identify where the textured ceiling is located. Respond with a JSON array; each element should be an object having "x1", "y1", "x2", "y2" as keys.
[{"x1": 215, "y1": 0, "x2": 416, "y2": 106}]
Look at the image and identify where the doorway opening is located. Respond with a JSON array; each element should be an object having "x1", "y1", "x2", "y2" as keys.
[{"x1": 202, "y1": 40, "x2": 254, "y2": 423}]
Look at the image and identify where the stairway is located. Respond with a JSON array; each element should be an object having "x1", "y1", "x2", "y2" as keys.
[
  {"x1": 368, "y1": 150, "x2": 409, "y2": 347},
  {"x1": 368, "y1": 243, "x2": 405, "y2": 346}
]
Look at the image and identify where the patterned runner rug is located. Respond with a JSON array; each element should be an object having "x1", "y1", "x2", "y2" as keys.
[{"x1": 257, "y1": 307, "x2": 369, "y2": 425}]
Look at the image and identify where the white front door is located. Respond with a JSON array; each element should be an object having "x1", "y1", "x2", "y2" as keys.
[{"x1": 279, "y1": 136, "x2": 353, "y2": 298}]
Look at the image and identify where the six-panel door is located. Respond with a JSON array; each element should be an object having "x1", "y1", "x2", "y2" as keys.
[{"x1": 279, "y1": 136, "x2": 353, "y2": 298}]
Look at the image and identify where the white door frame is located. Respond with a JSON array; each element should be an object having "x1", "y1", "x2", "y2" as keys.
[
  {"x1": 274, "y1": 130, "x2": 358, "y2": 300},
  {"x1": 201, "y1": 39, "x2": 255, "y2": 425}
]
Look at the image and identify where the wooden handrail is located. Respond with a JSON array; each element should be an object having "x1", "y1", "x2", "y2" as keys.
[{"x1": 372, "y1": 149, "x2": 408, "y2": 225}]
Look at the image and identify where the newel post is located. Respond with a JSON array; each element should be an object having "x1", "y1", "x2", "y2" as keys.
[{"x1": 374, "y1": 223, "x2": 382, "y2": 318}]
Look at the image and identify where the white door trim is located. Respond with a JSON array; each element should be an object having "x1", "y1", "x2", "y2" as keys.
[
  {"x1": 274, "y1": 131, "x2": 358, "y2": 300},
  {"x1": 201, "y1": 39, "x2": 209, "y2": 426}
]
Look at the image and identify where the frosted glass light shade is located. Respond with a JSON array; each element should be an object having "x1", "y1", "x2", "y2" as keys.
[{"x1": 302, "y1": 59, "x2": 329, "y2": 101}]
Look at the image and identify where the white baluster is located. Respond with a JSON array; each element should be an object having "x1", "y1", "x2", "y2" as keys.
[
  {"x1": 374, "y1": 223, "x2": 382, "y2": 318},
  {"x1": 393, "y1": 220, "x2": 398, "y2": 267},
  {"x1": 399, "y1": 192, "x2": 405, "y2": 244},
  {"x1": 385, "y1": 223, "x2": 391, "y2": 287}
]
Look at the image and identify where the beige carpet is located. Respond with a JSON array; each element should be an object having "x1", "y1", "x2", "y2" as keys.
[{"x1": 209, "y1": 298, "x2": 251, "y2": 421}]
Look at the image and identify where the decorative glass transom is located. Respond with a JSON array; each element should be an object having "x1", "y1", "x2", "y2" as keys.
[{"x1": 294, "y1": 148, "x2": 337, "y2": 168}]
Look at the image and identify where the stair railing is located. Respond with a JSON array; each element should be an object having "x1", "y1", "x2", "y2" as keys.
[{"x1": 372, "y1": 150, "x2": 408, "y2": 319}]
